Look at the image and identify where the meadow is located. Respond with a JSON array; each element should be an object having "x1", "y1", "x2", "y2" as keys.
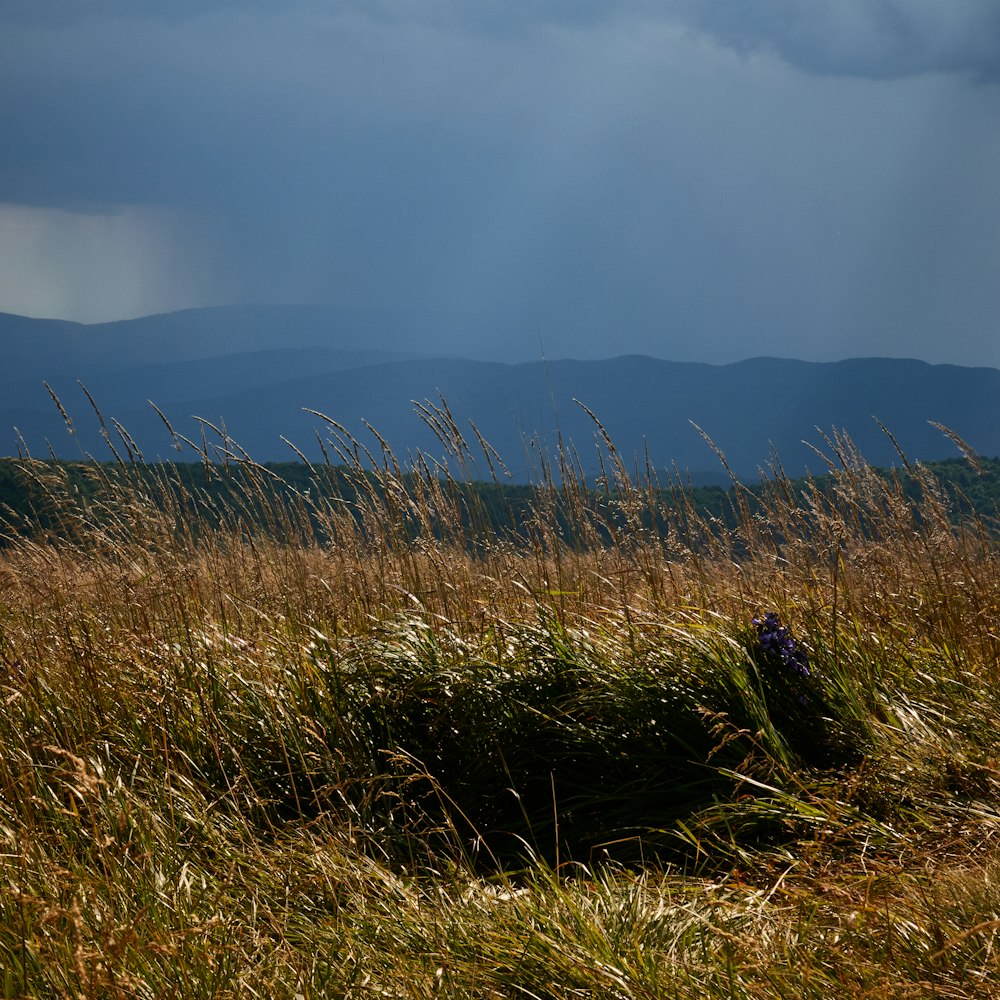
[{"x1": 2, "y1": 405, "x2": 1000, "y2": 997}]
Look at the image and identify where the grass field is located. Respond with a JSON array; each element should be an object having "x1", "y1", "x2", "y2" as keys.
[{"x1": 2, "y1": 410, "x2": 1000, "y2": 997}]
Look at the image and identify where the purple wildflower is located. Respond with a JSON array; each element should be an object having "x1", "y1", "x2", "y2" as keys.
[{"x1": 752, "y1": 612, "x2": 810, "y2": 679}]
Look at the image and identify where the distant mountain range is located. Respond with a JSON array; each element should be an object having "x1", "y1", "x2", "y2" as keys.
[{"x1": 2, "y1": 304, "x2": 997, "y2": 482}]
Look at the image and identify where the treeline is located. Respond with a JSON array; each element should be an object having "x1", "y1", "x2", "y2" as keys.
[{"x1": 2, "y1": 453, "x2": 998, "y2": 548}]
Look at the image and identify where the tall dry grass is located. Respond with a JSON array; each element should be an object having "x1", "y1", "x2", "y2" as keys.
[{"x1": 1, "y1": 400, "x2": 1000, "y2": 996}]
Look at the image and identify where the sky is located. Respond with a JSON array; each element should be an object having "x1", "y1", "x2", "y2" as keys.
[{"x1": 1, "y1": 0, "x2": 998, "y2": 366}]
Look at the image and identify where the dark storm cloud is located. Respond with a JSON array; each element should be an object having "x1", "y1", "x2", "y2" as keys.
[
  {"x1": 9, "y1": 0, "x2": 998, "y2": 80},
  {"x1": 0, "y1": 1, "x2": 998, "y2": 363},
  {"x1": 1, "y1": 2, "x2": 620, "y2": 272},
  {"x1": 0, "y1": 1, "x2": 581, "y2": 317},
  {"x1": 679, "y1": 0, "x2": 1000, "y2": 81}
]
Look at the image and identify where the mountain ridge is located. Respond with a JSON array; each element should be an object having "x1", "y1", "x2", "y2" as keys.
[{"x1": 2, "y1": 306, "x2": 998, "y2": 481}]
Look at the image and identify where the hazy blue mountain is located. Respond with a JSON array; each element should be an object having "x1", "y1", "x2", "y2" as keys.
[
  {"x1": 0, "y1": 303, "x2": 426, "y2": 378},
  {"x1": 12, "y1": 346, "x2": 421, "y2": 411},
  {"x1": 3, "y1": 307, "x2": 999, "y2": 480}
]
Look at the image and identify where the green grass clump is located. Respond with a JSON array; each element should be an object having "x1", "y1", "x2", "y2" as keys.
[{"x1": 2, "y1": 406, "x2": 1000, "y2": 996}]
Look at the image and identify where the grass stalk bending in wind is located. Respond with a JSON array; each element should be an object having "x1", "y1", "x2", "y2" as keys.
[{"x1": 1, "y1": 400, "x2": 1000, "y2": 996}]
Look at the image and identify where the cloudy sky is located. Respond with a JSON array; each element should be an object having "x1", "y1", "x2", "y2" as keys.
[{"x1": 1, "y1": 0, "x2": 998, "y2": 365}]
